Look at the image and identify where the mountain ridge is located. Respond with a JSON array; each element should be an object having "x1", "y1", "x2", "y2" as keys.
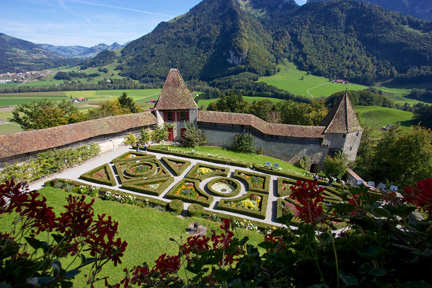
[{"x1": 38, "y1": 42, "x2": 126, "y2": 58}]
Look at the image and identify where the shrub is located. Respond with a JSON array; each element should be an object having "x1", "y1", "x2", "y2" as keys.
[
  {"x1": 187, "y1": 203, "x2": 204, "y2": 217},
  {"x1": 233, "y1": 170, "x2": 270, "y2": 193},
  {"x1": 185, "y1": 163, "x2": 229, "y2": 181},
  {"x1": 180, "y1": 121, "x2": 208, "y2": 148},
  {"x1": 232, "y1": 132, "x2": 255, "y2": 153},
  {"x1": 123, "y1": 132, "x2": 138, "y2": 147},
  {"x1": 323, "y1": 151, "x2": 348, "y2": 179},
  {"x1": 168, "y1": 199, "x2": 184, "y2": 214}
]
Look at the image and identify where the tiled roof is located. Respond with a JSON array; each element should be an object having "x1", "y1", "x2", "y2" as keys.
[
  {"x1": 0, "y1": 112, "x2": 157, "y2": 160},
  {"x1": 155, "y1": 69, "x2": 198, "y2": 110},
  {"x1": 198, "y1": 111, "x2": 326, "y2": 138},
  {"x1": 319, "y1": 93, "x2": 362, "y2": 133}
]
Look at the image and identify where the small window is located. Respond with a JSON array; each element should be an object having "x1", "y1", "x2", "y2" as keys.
[
  {"x1": 342, "y1": 135, "x2": 346, "y2": 138},
  {"x1": 350, "y1": 147, "x2": 353, "y2": 151},
  {"x1": 180, "y1": 111, "x2": 187, "y2": 121},
  {"x1": 167, "y1": 112, "x2": 173, "y2": 121},
  {"x1": 356, "y1": 132, "x2": 359, "y2": 137}
]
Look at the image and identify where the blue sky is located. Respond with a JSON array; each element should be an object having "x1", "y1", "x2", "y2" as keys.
[{"x1": 1, "y1": 0, "x2": 306, "y2": 47}]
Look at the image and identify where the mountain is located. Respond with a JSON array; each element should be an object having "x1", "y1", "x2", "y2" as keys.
[
  {"x1": 38, "y1": 42, "x2": 125, "y2": 58},
  {"x1": 0, "y1": 33, "x2": 81, "y2": 73},
  {"x1": 307, "y1": 0, "x2": 432, "y2": 21},
  {"x1": 113, "y1": 0, "x2": 432, "y2": 85}
]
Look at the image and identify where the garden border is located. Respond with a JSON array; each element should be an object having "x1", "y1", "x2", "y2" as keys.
[
  {"x1": 80, "y1": 163, "x2": 116, "y2": 186},
  {"x1": 185, "y1": 163, "x2": 229, "y2": 181},
  {"x1": 111, "y1": 152, "x2": 156, "y2": 163},
  {"x1": 161, "y1": 157, "x2": 192, "y2": 176},
  {"x1": 121, "y1": 176, "x2": 175, "y2": 196},
  {"x1": 233, "y1": 170, "x2": 270, "y2": 194},
  {"x1": 206, "y1": 177, "x2": 241, "y2": 198}
]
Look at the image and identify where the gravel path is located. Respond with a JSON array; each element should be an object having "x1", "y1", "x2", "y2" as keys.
[{"x1": 29, "y1": 145, "x2": 289, "y2": 228}]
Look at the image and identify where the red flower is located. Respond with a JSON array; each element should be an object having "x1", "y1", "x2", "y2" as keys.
[
  {"x1": 403, "y1": 178, "x2": 432, "y2": 217},
  {"x1": 289, "y1": 180, "x2": 325, "y2": 225}
]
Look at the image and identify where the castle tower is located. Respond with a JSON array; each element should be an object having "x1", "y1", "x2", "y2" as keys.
[
  {"x1": 154, "y1": 69, "x2": 198, "y2": 141},
  {"x1": 320, "y1": 93, "x2": 363, "y2": 161}
]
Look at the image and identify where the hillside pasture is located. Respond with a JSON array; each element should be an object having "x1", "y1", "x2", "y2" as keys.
[
  {"x1": 355, "y1": 105, "x2": 415, "y2": 129},
  {"x1": 197, "y1": 96, "x2": 282, "y2": 109},
  {"x1": 258, "y1": 61, "x2": 367, "y2": 97}
]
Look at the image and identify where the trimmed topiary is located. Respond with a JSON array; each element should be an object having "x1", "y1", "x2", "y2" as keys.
[
  {"x1": 111, "y1": 152, "x2": 156, "y2": 163},
  {"x1": 161, "y1": 157, "x2": 191, "y2": 176},
  {"x1": 207, "y1": 177, "x2": 241, "y2": 198},
  {"x1": 80, "y1": 163, "x2": 116, "y2": 186},
  {"x1": 114, "y1": 158, "x2": 171, "y2": 184},
  {"x1": 121, "y1": 176, "x2": 174, "y2": 196},
  {"x1": 168, "y1": 199, "x2": 184, "y2": 215},
  {"x1": 187, "y1": 204, "x2": 204, "y2": 217}
]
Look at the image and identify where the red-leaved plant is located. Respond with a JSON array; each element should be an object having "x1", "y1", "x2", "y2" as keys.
[{"x1": 0, "y1": 179, "x2": 127, "y2": 287}]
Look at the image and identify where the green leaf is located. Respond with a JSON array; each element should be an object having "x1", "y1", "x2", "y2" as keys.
[
  {"x1": 339, "y1": 270, "x2": 359, "y2": 286},
  {"x1": 25, "y1": 237, "x2": 48, "y2": 250},
  {"x1": 372, "y1": 207, "x2": 391, "y2": 218},
  {"x1": 64, "y1": 269, "x2": 81, "y2": 279},
  {"x1": 307, "y1": 285, "x2": 329, "y2": 288}
]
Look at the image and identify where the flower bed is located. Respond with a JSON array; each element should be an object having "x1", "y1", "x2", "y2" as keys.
[
  {"x1": 233, "y1": 170, "x2": 270, "y2": 194},
  {"x1": 111, "y1": 152, "x2": 156, "y2": 163},
  {"x1": 124, "y1": 162, "x2": 157, "y2": 177},
  {"x1": 80, "y1": 163, "x2": 116, "y2": 186},
  {"x1": 185, "y1": 163, "x2": 229, "y2": 181},
  {"x1": 165, "y1": 179, "x2": 214, "y2": 207},
  {"x1": 276, "y1": 198, "x2": 302, "y2": 225},
  {"x1": 277, "y1": 177, "x2": 298, "y2": 197},
  {"x1": 121, "y1": 176, "x2": 174, "y2": 196},
  {"x1": 161, "y1": 157, "x2": 191, "y2": 176},
  {"x1": 206, "y1": 177, "x2": 241, "y2": 198},
  {"x1": 217, "y1": 192, "x2": 268, "y2": 219}
]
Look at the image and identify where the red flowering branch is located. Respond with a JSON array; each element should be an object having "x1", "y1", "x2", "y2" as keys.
[
  {"x1": 403, "y1": 178, "x2": 432, "y2": 217},
  {"x1": 0, "y1": 179, "x2": 127, "y2": 287},
  {"x1": 289, "y1": 180, "x2": 325, "y2": 226}
]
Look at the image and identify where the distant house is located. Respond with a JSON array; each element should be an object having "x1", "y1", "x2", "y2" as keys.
[
  {"x1": 147, "y1": 99, "x2": 157, "y2": 103},
  {"x1": 334, "y1": 79, "x2": 349, "y2": 84},
  {"x1": 73, "y1": 97, "x2": 86, "y2": 103}
]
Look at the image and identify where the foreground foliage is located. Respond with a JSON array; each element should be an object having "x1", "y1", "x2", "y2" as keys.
[
  {"x1": 110, "y1": 179, "x2": 432, "y2": 287},
  {"x1": 0, "y1": 180, "x2": 127, "y2": 287}
]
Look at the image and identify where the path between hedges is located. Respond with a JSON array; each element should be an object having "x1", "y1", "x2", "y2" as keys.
[{"x1": 29, "y1": 145, "x2": 290, "y2": 228}]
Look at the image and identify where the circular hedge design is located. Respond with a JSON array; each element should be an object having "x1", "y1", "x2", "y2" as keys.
[
  {"x1": 207, "y1": 177, "x2": 241, "y2": 198},
  {"x1": 124, "y1": 162, "x2": 157, "y2": 178}
]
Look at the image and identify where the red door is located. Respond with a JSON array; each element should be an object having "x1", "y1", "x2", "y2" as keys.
[
  {"x1": 181, "y1": 128, "x2": 186, "y2": 138},
  {"x1": 168, "y1": 128, "x2": 174, "y2": 141}
]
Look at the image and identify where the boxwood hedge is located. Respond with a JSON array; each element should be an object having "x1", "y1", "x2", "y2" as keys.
[
  {"x1": 187, "y1": 204, "x2": 204, "y2": 217},
  {"x1": 206, "y1": 177, "x2": 241, "y2": 198},
  {"x1": 168, "y1": 199, "x2": 184, "y2": 214},
  {"x1": 165, "y1": 179, "x2": 214, "y2": 207},
  {"x1": 217, "y1": 192, "x2": 268, "y2": 219},
  {"x1": 121, "y1": 176, "x2": 174, "y2": 196},
  {"x1": 111, "y1": 152, "x2": 156, "y2": 163},
  {"x1": 233, "y1": 170, "x2": 270, "y2": 194},
  {"x1": 80, "y1": 163, "x2": 116, "y2": 186},
  {"x1": 161, "y1": 157, "x2": 191, "y2": 176},
  {"x1": 185, "y1": 163, "x2": 229, "y2": 181}
]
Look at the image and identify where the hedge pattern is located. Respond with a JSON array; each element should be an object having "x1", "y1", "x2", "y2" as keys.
[
  {"x1": 111, "y1": 152, "x2": 156, "y2": 163},
  {"x1": 185, "y1": 163, "x2": 229, "y2": 181},
  {"x1": 187, "y1": 204, "x2": 204, "y2": 217},
  {"x1": 276, "y1": 198, "x2": 302, "y2": 225},
  {"x1": 121, "y1": 176, "x2": 174, "y2": 196},
  {"x1": 80, "y1": 163, "x2": 116, "y2": 186},
  {"x1": 165, "y1": 179, "x2": 214, "y2": 207},
  {"x1": 43, "y1": 178, "x2": 169, "y2": 208},
  {"x1": 217, "y1": 192, "x2": 268, "y2": 220},
  {"x1": 161, "y1": 157, "x2": 192, "y2": 176},
  {"x1": 114, "y1": 158, "x2": 171, "y2": 184},
  {"x1": 233, "y1": 170, "x2": 270, "y2": 194},
  {"x1": 206, "y1": 177, "x2": 241, "y2": 198},
  {"x1": 168, "y1": 199, "x2": 184, "y2": 214},
  {"x1": 148, "y1": 147, "x2": 251, "y2": 168}
]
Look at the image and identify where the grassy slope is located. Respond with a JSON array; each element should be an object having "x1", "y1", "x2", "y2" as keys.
[
  {"x1": 355, "y1": 105, "x2": 415, "y2": 129},
  {"x1": 258, "y1": 61, "x2": 367, "y2": 97},
  {"x1": 154, "y1": 145, "x2": 308, "y2": 176},
  {"x1": 0, "y1": 187, "x2": 265, "y2": 286}
]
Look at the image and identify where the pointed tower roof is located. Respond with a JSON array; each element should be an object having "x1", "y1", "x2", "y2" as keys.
[
  {"x1": 155, "y1": 69, "x2": 198, "y2": 110},
  {"x1": 319, "y1": 93, "x2": 362, "y2": 133}
]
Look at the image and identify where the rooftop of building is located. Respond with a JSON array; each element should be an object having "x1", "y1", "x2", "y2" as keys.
[{"x1": 154, "y1": 69, "x2": 198, "y2": 110}]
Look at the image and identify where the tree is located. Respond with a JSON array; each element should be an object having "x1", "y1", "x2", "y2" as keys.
[
  {"x1": 323, "y1": 152, "x2": 349, "y2": 179},
  {"x1": 138, "y1": 128, "x2": 153, "y2": 144},
  {"x1": 249, "y1": 99, "x2": 274, "y2": 121},
  {"x1": 232, "y1": 132, "x2": 255, "y2": 153},
  {"x1": 10, "y1": 99, "x2": 85, "y2": 130},
  {"x1": 152, "y1": 124, "x2": 170, "y2": 143},
  {"x1": 180, "y1": 121, "x2": 207, "y2": 148},
  {"x1": 118, "y1": 92, "x2": 142, "y2": 113},
  {"x1": 123, "y1": 132, "x2": 138, "y2": 147},
  {"x1": 87, "y1": 99, "x2": 124, "y2": 119},
  {"x1": 369, "y1": 125, "x2": 432, "y2": 187}
]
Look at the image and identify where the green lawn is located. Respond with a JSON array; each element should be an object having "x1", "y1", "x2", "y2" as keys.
[
  {"x1": 154, "y1": 145, "x2": 308, "y2": 176},
  {"x1": 0, "y1": 123, "x2": 22, "y2": 135},
  {"x1": 258, "y1": 61, "x2": 367, "y2": 97},
  {"x1": 355, "y1": 105, "x2": 415, "y2": 129},
  {"x1": 0, "y1": 187, "x2": 265, "y2": 286}
]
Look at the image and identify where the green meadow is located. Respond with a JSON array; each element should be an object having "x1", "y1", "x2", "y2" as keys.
[
  {"x1": 258, "y1": 61, "x2": 367, "y2": 98},
  {"x1": 355, "y1": 105, "x2": 415, "y2": 129}
]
